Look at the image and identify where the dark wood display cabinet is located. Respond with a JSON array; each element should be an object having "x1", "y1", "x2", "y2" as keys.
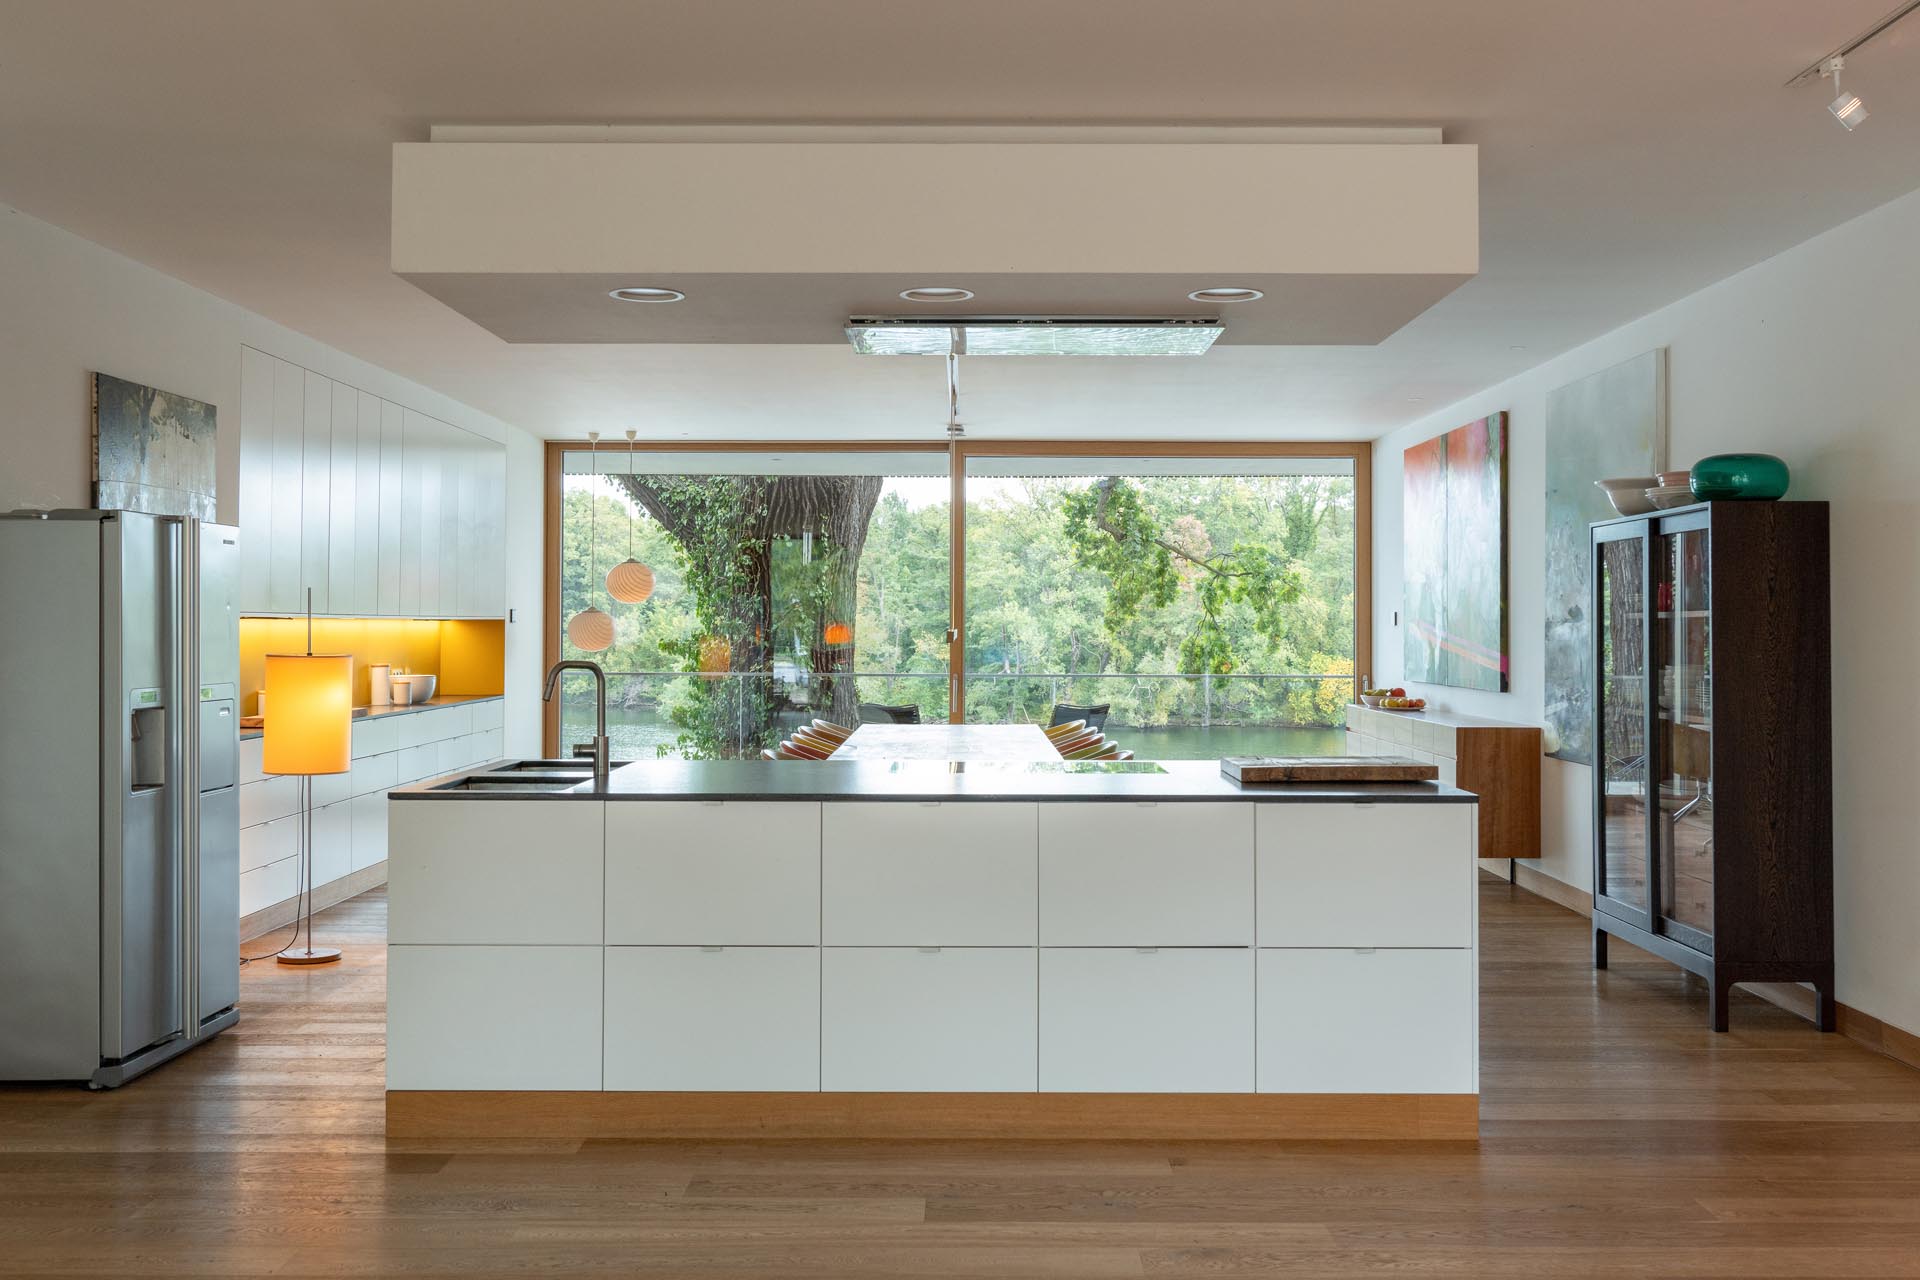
[{"x1": 1589, "y1": 500, "x2": 1833, "y2": 1031}]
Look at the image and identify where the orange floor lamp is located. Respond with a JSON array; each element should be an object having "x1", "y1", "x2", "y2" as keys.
[{"x1": 263, "y1": 612, "x2": 352, "y2": 966}]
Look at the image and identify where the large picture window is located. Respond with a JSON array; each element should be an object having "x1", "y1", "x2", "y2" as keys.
[{"x1": 548, "y1": 442, "x2": 1369, "y2": 760}]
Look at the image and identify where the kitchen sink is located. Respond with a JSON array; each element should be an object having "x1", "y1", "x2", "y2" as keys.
[
  {"x1": 427, "y1": 773, "x2": 595, "y2": 793},
  {"x1": 489, "y1": 758, "x2": 632, "y2": 772}
]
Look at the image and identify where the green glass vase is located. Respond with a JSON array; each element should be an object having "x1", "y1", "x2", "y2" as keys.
[{"x1": 1689, "y1": 453, "x2": 1790, "y2": 501}]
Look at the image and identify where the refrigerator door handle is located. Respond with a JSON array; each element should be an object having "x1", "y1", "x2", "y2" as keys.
[{"x1": 172, "y1": 518, "x2": 200, "y2": 1041}]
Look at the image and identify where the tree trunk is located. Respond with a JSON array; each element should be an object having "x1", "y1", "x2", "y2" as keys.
[{"x1": 612, "y1": 471, "x2": 883, "y2": 748}]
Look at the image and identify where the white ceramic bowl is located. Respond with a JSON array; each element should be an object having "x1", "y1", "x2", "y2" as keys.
[
  {"x1": 1644, "y1": 485, "x2": 1695, "y2": 510},
  {"x1": 1596, "y1": 477, "x2": 1658, "y2": 516},
  {"x1": 1359, "y1": 694, "x2": 1385, "y2": 708},
  {"x1": 404, "y1": 673, "x2": 438, "y2": 704}
]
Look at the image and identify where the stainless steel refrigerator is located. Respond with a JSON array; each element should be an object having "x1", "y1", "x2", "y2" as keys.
[{"x1": 0, "y1": 509, "x2": 241, "y2": 1086}]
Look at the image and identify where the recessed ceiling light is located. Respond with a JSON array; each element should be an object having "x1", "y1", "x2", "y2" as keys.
[
  {"x1": 898, "y1": 287, "x2": 975, "y2": 303},
  {"x1": 1187, "y1": 287, "x2": 1264, "y2": 303},
  {"x1": 608, "y1": 287, "x2": 686, "y2": 303}
]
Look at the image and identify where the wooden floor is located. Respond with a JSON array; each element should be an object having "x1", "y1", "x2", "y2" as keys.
[{"x1": 5, "y1": 879, "x2": 1920, "y2": 1278}]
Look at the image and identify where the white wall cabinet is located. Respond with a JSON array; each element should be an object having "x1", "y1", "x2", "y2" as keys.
[
  {"x1": 821, "y1": 946, "x2": 1038, "y2": 1092},
  {"x1": 604, "y1": 946, "x2": 820, "y2": 1091},
  {"x1": 235, "y1": 347, "x2": 506, "y2": 618},
  {"x1": 1040, "y1": 947, "x2": 1255, "y2": 1093}
]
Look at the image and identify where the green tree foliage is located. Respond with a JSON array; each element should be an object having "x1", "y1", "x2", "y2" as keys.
[{"x1": 560, "y1": 470, "x2": 1356, "y2": 755}]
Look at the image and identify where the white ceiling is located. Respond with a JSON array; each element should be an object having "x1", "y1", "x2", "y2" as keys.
[{"x1": 1, "y1": 0, "x2": 1917, "y2": 442}]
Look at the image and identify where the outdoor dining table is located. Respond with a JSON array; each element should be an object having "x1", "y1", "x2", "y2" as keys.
[{"x1": 829, "y1": 723, "x2": 1059, "y2": 762}]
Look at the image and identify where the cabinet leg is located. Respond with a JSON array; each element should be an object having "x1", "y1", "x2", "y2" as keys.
[
  {"x1": 1592, "y1": 925, "x2": 1608, "y2": 970},
  {"x1": 1817, "y1": 971, "x2": 1838, "y2": 1033},
  {"x1": 1709, "y1": 971, "x2": 1732, "y2": 1033}
]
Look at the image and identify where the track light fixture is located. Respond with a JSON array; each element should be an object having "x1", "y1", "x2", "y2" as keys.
[{"x1": 1824, "y1": 57, "x2": 1869, "y2": 131}]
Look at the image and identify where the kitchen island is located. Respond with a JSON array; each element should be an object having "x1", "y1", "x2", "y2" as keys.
[{"x1": 384, "y1": 758, "x2": 1480, "y2": 1140}]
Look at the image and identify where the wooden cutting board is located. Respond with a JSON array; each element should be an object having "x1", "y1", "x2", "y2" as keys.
[{"x1": 1221, "y1": 755, "x2": 1439, "y2": 783}]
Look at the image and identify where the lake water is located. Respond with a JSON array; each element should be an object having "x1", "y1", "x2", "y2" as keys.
[{"x1": 569, "y1": 705, "x2": 1346, "y2": 762}]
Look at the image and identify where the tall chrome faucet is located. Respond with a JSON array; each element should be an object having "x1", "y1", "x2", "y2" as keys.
[{"x1": 542, "y1": 659, "x2": 611, "y2": 783}]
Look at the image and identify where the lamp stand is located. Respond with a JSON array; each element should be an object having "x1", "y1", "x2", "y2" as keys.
[{"x1": 278, "y1": 778, "x2": 341, "y2": 965}]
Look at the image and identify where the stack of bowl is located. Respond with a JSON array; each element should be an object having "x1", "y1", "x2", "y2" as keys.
[{"x1": 1644, "y1": 471, "x2": 1695, "y2": 509}]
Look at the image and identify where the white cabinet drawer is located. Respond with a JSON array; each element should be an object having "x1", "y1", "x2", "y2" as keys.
[
  {"x1": 605, "y1": 803, "x2": 820, "y2": 945},
  {"x1": 387, "y1": 945, "x2": 602, "y2": 1090},
  {"x1": 434, "y1": 705, "x2": 473, "y2": 739},
  {"x1": 1040, "y1": 947, "x2": 1254, "y2": 1093},
  {"x1": 468, "y1": 699, "x2": 504, "y2": 732},
  {"x1": 387, "y1": 800, "x2": 603, "y2": 944},
  {"x1": 604, "y1": 947, "x2": 819, "y2": 1091},
  {"x1": 350, "y1": 790, "x2": 389, "y2": 870},
  {"x1": 436, "y1": 734, "x2": 470, "y2": 774},
  {"x1": 1039, "y1": 803, "x2": 1253, "y2": 945},
  {"x1": 475, "y1": 726, "x2": 504, "y2": 763},
  {"x1": 350, "y1": 750, "x2": 398, "y2": 798},
  {"x1": 1256, "y1": 804, "x2": 1473, "y2": 948},
  {"x1": 238, "y1": 775, "x2": 299, "y2": 828},
  {"x1": 395, "y1": 743, "x2": 438, "y2": 784},
  {"x1": 350, "y1": 716, "x2": 398, "y2": 759},
  {"x1": 239, "y1": 735, "x2": 265, "y2": 785},
  {"x1": 239, "y1": 853, "x2": 299, "y2": 917},
  {"x1": 395, "y1": 708, "x2": 435, "y2": 749},
  {"x1": 824, "y1": 803, "x2": 1036, "y2": 945},
  {"x1": 1257, "y1": 948, "x2": 1474, "y2": 1094},
  {"x1": 311, "y1": 767, "x2": 353, "y2": 809},
  {"x1": 822, "y1": 947, "x2": 1036, "y2": 1092},
  {"x1": 240, "y1": 812, "x2": 298, "y2": 874},
  {"x1": 311, "y1": 799, "x2": 352, "y2": 887}
]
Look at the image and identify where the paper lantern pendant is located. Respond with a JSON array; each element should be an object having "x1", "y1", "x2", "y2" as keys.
[
  {"x1": 567, "y1": 606, "x2": 615, "y2": 653},
  {"x1": 607, "y1": 558, "x2": 655, "y2": 604},
  {"x1": 696, "y1": 634, "x2": 731, "y2": 676},
  {"x1": 823, "y1": 621, "x2": 852, "y2": 646}
]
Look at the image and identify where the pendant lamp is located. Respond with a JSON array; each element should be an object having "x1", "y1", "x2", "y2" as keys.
[
  {"x1": 606, "y1": 428, "x2": 655, "y2": 604},
  {"x1": 566, "y1": 432, "x2": 614, "y2": 653}
]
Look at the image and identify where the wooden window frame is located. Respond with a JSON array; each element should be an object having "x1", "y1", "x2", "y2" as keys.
[{"x1": 543, "y1": 438, "x2": 1371, "y2": 754}]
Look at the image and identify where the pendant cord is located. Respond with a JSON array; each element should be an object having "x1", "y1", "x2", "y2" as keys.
[
  {"x1": 626, "y1": 429, "x2": 637, "y2": 557},
  {"x1": 586, "y1": 432, "x2": 600, "y2": 604}
]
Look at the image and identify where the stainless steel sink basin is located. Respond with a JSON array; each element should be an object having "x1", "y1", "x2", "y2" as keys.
[{"x1": 428, "y1": 773, "x2": 594, "y2": 793}]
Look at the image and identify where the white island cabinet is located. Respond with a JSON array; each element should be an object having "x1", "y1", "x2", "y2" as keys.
[{"x1": 384, "y1": 762, "x2": 1479, "y2": 1142}]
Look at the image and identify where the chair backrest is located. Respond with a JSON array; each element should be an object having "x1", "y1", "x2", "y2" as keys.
[
  {"x1": 1061, "y1": 735, "x2": 1110, "y2": 760},
  {"x1": 1050, "y1": 702, "x2": 1111, "y2": 731},
  {"x1": 780, "y1": 738, "x2": 833, "y2": 760},
  {"x1": 760, "y1": 748, "x2": 780, "y2": 760},
  {"x1": 1042, "y1": 719, "x2": 1086, "y2": 741},
  {"x1": 1053, "y1": 732, "x2": 1100, "y2": 756},
  {"x1": 809, "y1": 719, "x2": 854, "y2": 742},
  {"x1": 791, "y1": 730, "x2": 840, "y2": 756},
  {"x1": 858, "y1": 702, "x2": 921, "y2": 725}
]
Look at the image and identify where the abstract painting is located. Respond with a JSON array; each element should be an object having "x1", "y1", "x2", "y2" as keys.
[
  {"x1": 92, "y1": 372, "x2": 216, "y2": 519},
  {"x1": 1543, "y1": 348, "x2": 1666, "y2": 763},
  {"x1": 1403, "y1": 412, "x2": 1508, "y2": 692}
]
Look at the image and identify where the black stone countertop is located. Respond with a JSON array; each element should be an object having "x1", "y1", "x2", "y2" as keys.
[
  {"x1": 240, "y1": 692, "x2": 503, "y2": 741},
  {"x1": 390, "y1": 757, "x2": 1480, "y2": 804}
]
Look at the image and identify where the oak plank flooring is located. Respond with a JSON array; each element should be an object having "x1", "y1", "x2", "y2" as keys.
[{"x1": 4, "y1": 879, "x2": 1920, "y2": 1277}]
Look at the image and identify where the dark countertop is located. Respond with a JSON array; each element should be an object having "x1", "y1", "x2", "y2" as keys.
[
  {"x1": 391, "y1": 757, "x2": 1479, "y2": 804},
  {"x1": 240, "y1": 692, "x2": 503, "y2": 741}
]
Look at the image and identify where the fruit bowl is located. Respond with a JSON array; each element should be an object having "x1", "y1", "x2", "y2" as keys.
[
  {"x1": 1596, "y1": 477, "x2": 1658, "y2": 516},
  {"x1": 1645, "y1": 485, "x2": 1695, "y2": 510},
  {"x1": 1359, "y1": 694, "x2": 1385, "y2": 708}
]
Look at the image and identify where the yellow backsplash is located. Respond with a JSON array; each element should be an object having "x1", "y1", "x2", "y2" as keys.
[{"x1": 238, "y1": 617, "x2": 504, "y2": 714}]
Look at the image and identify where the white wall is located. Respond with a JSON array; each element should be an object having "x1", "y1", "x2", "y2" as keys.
[
  {"x1": 1372, "y1": 186, "x2": 1920, "y2": 1035},
  {"x1": 0, "y1": 203, "x2": 544, "y2": 754}
]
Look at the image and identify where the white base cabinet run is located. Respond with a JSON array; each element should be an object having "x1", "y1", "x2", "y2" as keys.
[
  {"x1": 387, "y1": 945, "x2": 602, "y2": 1091},
  {"x1": 387, "y1": 795, "x2": 1477, "y2": 1099}
]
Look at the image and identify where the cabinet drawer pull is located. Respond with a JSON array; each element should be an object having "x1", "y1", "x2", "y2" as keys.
[
  {"x1": 917, "y1": 946, "x2": 942, "y2": 954},
  {"x1": 701, "y1": 800, "x2": 724, "y2": 807},
  {"x1": 918, "y1": 801, "x2": 941, "y2": 808},
  {"x1": 1353, "y1": 947, "x2": 1376, "y2": 955},
  {"x1": 699, "y1": 946, "x2": 724, "y2": 953},
  {"x1": 1135, "y1": 947, "x2": 1159, "y2": 955},
  {"x1": 1135, "y1": 801, "x2": 1158, "y2": 808},
  {"x1": 1354, "y1": 801, "x2": 1375, "y2": 809}
]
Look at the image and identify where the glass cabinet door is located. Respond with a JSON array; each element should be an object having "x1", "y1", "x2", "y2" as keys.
[
  {"x1": 1655, "y1": 519, "x2": 1713, "y2": 952},
  {"x1": 1595, "y1": 530, "x2": 1652, "y2": 929}
]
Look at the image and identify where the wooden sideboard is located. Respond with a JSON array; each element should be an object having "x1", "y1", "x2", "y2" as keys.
[{"x1": 1345, "y1": 704, "x2": 1542, "y2": 861}]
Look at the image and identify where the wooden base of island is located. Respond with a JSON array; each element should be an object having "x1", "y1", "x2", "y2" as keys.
[{"x1": 386, "y1": 1090, "x2": 1478, "y2": 1141}]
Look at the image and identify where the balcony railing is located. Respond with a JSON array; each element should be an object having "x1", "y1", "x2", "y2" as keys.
[{"x1": 555, "y1": 668, "x2": 1354, "y2": 760}]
